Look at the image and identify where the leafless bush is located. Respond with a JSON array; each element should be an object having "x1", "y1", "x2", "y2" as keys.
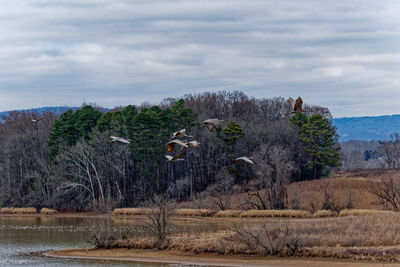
[
  {"x1": 233, "y1": 223, "x2": 300, "y2": 256},
  {"x1": 251, "y1": 145, "x2": 295, "y2": 210},
  {"x1": 368, "y1": 176, "x2": 400, "y2": 211},
  {"x1": 144, "y1": 195, "x2": 175, "y2": 248},
  {"x1": 211, "y1": 168, "x2": 234, "y2": 210},
  {"x1": 88, "y1": 218, "x2": 116, "y2": 249}
]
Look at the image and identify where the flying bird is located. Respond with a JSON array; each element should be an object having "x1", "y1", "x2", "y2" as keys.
[
  {"x1": 234, "y1": 156, "x2": 255, "y2": 164},
  {"x1": 110, "y1": 136, "x2": 131, "y2": 144},
  {"x1": 172, "y1": 129, "x2": 193, "y2": 139},
  {"x1": 165, "y1": 152, "x2": 186, "y2": 162},
  {"x1": 32, "y1": 118, "x2": 44, "y2": 122},
  {"x1": 203, "y1": 119, "x2": 223, "y2": 131},
  {"x1": 287, "y1": 97, "x2": 305, "y2": 113},
  {"x1": 186, "y1": 140, "x2": 200, "y2": 149},
  {"x1": 166, "y1": 139, "x2": 189, "y2": 152}
]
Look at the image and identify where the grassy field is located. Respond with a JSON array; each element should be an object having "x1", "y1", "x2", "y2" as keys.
[{"x1": 111, "y1": 212, "x2": 400, "y2": 261}]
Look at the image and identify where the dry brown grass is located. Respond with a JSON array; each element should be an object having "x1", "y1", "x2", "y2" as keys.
[
  {"x1": 0, "y1": 207, "x2": 13, "y2": 214},
  {"x1": 113, "y1": 230, "x2": 238, "y2": 253},
  {"x1": 111, "y1": 212, "x2": 400, "y2": 261},
  {"x1": 240, "y1": 209, "x2": 311, "y2": 218},
  {"x1": 313, "y1": 209, "x2": 336, "y2": 217},
  {"x1": 112, "y1": 208, "x2": 151, "y2": 216},
  {"x1": 174, "y1": 209, "x2": 215, "y2": 217},
  {"x1": 215, "y1": 210, "x2": 242, "y2": 217},
  {"x1": 11, "y1": 207, "x2": 37, "y2": 214},
  {"x1": 40, "y1": 208, "x2": 57, "y2": 215},
  {"x1": 288, "y1": 177, "x2": 381, "y2": 211},
  {"x1": 339, "y1": 209, "x2": 395, "y2": 217}
]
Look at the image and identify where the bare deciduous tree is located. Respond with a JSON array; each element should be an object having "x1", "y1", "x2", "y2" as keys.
[
  {"x1": 368, "y1": 176, "x2": 400, "y2": 211},
  {"x1": 249, "y1": 145, "x2": 295, "y2": 209},
  {"x1": 144, "y1": 195, "x2": 175, "y2": 248}
]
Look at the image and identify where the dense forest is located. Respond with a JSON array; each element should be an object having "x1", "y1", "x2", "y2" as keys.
[{"x1": 0, "y1": 91, "x2": 341, "y2": 211}]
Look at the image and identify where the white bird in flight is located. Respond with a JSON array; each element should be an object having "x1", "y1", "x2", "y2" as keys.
[
  {"x1": 172, "y1": 129, "x2": 193, "y2": 139},
  {"x1": 110, "y1": 136, "x2": 131, "y2": 144},
  {"x1": 203, "y1": 119, "x2": 224, "y2": 131},
  {"x1": 186, "y1": 140, "x2": 200, "y2": 149},
  {"x1": 234, "y1": 156, "x2": 255, "y2": 164},
  {"x1": 32, "y1": 118, "x2": 44, "y2": 122},
  {"x1": 166, "y1": 139, "x2": 189, "y2": 152},
  {"x1": 165, "y1": 152, "x2": 185, "y2": 162}
]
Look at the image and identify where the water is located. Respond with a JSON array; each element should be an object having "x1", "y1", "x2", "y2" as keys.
[{"x1": 0, "y1": 216, "x2": 230, "y2": 266}]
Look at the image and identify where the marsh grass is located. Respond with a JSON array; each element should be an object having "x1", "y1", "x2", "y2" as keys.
[
  {"x1": 174, "y1": 209, "x2": 215, "y2": 217},
  {"x1": 111, "y1": 208, "x2": 151, "y2": 216},
  {"x1": 40, "y1": 208, "x2": 57, "y2": 214},
  {"x1": 339, "y1": 209, "x2": 394, "y2": 217},
  {"x1": 0, "y1": 207, "x2": 39, "y2": 214},
  {"x1": 0, "y1": 207, "x2": 13, "y2": 214},
  {"x1": 313, "y1": 209, "x2": 337, "y2": 217},
  {"x1": 240, "y1": 209, "x2": 311, "y2": 218},
  {"x1": 215, "y1": 210, "x2": 242, "y2": 217},
  {"x1": 111, "y1": 212, "x2": 400, "y2": 261}
]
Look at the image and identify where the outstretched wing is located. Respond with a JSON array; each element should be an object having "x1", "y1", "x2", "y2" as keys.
[
  {"x1": 294, "y1": 97, "x2": 303, "y2": 112},
  {"x1": 173, "y1": 152, "x2": 186, "y2": 161},
  {"x1": 287, "y1": 97, "x2": 295, "y2": 111},
  {"x1": 166, "y1": 143, "x2": 175, "y2": 152}
]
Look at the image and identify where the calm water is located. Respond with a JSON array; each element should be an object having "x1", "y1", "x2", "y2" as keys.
[{"x1": 0, "y1": 216, "x2": 230, "y2": 267}]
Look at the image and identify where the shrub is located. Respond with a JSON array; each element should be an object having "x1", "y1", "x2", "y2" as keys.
[{"x1": 88, "y1": 220, "x2": 116, "y2": 249}]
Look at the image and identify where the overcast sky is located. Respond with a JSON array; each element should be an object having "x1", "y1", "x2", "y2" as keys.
[{"x1": 0, "y1": 1, "x2": 399, "y2": 117}]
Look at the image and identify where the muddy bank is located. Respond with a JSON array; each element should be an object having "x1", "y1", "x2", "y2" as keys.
[{"x1": 44, "y1": 248, "x2": 400, "y2": 267}]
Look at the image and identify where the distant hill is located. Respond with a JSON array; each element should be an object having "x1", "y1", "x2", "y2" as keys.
[{"x1": 333, "y1": 115, "x2": 400, "y2": 142}]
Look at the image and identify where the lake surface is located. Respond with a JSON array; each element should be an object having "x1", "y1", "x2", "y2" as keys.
[{"x1": 0, "y1": 216, "x2": 230, "y2": 267}]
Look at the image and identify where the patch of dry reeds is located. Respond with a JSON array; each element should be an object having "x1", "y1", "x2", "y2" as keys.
[
  {"x1": 339, "y1": 209, "x2": 394, "y2": 217},
  {"x1": 240, "y1": 209, "x2": 310, "y2": 218},
  {"x1": 113, "y1": 230, "x2": 237, "y2": 253},
  {"x1": 0, "y1": 207, "x2": 13, "y2": 214},
  {"x1": 174, "y1": 209, "x2": 215, "y2": 217},
  {"x1": 11, "y1": 207, "x2": 37, "y2": 214},
  {"x1": 313, "y1": 209, "x2": 336, "y2": 217},
  {"x1": 112, "y1": 208, "x2": 150, "y2": 216},
  {"x1": 215, "y1": 210, "x2": 242, "y2": 217},
  {"x1": 40, "y1": 208, "x2": 57, "y2": 215}
]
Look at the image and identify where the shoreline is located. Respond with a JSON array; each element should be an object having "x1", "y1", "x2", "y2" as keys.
[{"x1": 43, "y1": 248, "x2": 400, "y2": 267}]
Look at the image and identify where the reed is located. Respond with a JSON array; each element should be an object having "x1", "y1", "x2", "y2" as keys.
[
  {"x1": 40, "y1": 208, "x2": 57, "y2": 215},
  {"x1": 339, "y1": 209, "x2": 394, "y2": 217},
  {"x1": 313, "y1": 209, "x2": 336, "y2": 217},
  {"x1": 174, "y1": 208, "x2": 215, "y2": 217},
  {"x1": 240, "y1": 209, "x2": 310, "y2": 218},
  {"x1": 11, "y1": 207, "x2": 37, "y2": 214},
  {"x1": 0, "y1": 207, "x2": 13, "y2": 214},
  {"x1": 112, "y1": 208, "x2": 151, "y2": 216},
  {"x1": 215, "y1": 210, "x2": 242, "y2": 217}
]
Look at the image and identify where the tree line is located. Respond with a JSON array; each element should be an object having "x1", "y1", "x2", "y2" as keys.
[{"x1": 0, "y1": 91, "x2": 340, "y2": 211}]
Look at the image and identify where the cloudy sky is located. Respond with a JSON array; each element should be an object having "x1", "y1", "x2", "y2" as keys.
[{"x1": 0, "y1": 0, "x2": 399, "y2": 117}]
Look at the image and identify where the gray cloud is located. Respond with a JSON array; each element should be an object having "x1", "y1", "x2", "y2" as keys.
[{"x1": 0, "y1": 0, "x2": 399, "y2": 117}]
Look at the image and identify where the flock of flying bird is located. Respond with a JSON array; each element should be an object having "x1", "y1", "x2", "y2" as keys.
[{"x1": 30, "y1": 96, "x2": 306, "y2": 166}]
